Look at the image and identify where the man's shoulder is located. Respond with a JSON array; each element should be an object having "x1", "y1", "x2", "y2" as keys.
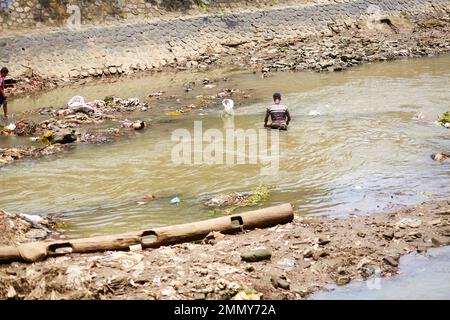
[{"x1": 268, "y1": 104, "x2": 288, "y2": 110}]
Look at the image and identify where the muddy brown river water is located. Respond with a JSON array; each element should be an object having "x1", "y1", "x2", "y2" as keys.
[{"x1": 0, "y1": 55, "x2": 449, "y2": 238}]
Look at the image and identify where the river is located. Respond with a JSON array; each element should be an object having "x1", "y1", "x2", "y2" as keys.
[{"x1": 0, "y1": 55, "x2": 449, "y2": 238}]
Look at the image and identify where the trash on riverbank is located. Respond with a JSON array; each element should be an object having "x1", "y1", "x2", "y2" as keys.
[
  {"x1": 205, "y1": 185, "x2": 272, "y2": 215},
  {"x1": 170, "y1": 197, "x2": 181, "y2": 204},
  {"x1": 0, "y1": 210, "x2": 62, "y2": 246},
  {"x1": 67, "y1": 96, "x2": 85, "y2": 108},
  {"x1": 437, "y1": 112, "x2": 450, "y2": 128}
]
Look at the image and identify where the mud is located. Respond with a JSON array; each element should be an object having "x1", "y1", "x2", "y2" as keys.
[{"x1": 1, "y1": 200, "x2": 449, "y2": 300}]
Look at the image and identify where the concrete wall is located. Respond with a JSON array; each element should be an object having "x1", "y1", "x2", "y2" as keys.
[
  {"x1": 0, "y1": 0, "x2": 449, "y2": 79},
  {"x1": 0, "y1": 0, "x2": 293, "y2": 32}
]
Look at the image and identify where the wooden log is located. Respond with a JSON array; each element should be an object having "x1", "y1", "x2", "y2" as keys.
[
  {"x1": 132, "y1": 203, "x2": 294, "y2": 248},
  {"x1": 0, "y1": 203, "x2": 293, "y2": 263}
]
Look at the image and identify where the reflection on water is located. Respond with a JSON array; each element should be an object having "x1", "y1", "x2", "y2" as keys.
[
  {"x1": 310, "y1": 246, "x2": 450, "y2": 300},
  {"x1": 0, "y1": 55, "x2": 449, "y2": 238}
]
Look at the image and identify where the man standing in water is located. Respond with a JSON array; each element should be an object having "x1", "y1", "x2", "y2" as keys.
[{"x1": 264, "y1": 92, "x2": 291, "y2": 130}]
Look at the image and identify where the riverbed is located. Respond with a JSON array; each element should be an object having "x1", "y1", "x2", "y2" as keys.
[{"x1": 1, "y1": 55, "x2": 449, "y2": 238}]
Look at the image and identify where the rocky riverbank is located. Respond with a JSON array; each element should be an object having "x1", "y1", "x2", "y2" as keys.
[
  {"x1": 3, "y1": 0, "x2": 450, "y2": 97},
  {"x1": 1, "y1": 200, "x2": 449, "y2": 300}
]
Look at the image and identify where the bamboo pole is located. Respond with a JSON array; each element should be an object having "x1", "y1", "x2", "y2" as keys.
[{"x1": 0, "y1": 203, "x2": 293, "y2": 263}]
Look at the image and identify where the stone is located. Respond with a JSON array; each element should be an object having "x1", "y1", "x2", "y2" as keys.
[
  {"x1": 357, "y1": 232, "x2": 366, "y2": 238},
  {"x1": 302, "y1": 248, "x2": 313, "y2": 258},
  {"x1": 383, "y1": 256, "x2": 399, "y2": 267},
  {"x1": 240, "y1": 248, "x2": 272, "y2": 262},
  {"x1": 25, "y1": 228, "x2": 48, "y2": 240},
  {"x1": 186, "y1": 60, "x2": 199, "y2": 68},
  {"x1": 6, "y1": 286, "x2": 16, "y2": 299},
  {"x1": 68, "y1": 70, "x2": 80, "y2": 78},
  {"x1": 318, "y1": 237, "x2": 331, "y2": 246},
  {"x1": 336, "y1": 276, "x2": 350, "y2": 286},
  {"x1": 431, "y1": 237, "x2": 445, "y2": 248},
  {"x1": 245, "y1": 265, "x2": 255, "y2": 272},
  {"x1": 383, "y1": 230, "x2": 394, "y2": 240},
  {"x1": 313, "y1": 249, "x2": 329, "y2": 261},
  {"x1": 271, "y1": 276, "x2": 290, "y2": 290},
  {"x1": 53, "y1": 130, "x2": 77, "y2": 144},
  {"x1": 428, "y1": 219, "x2": 442, "y2": 226}
]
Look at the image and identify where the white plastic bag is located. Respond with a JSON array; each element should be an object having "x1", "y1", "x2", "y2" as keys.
[
  {"x1": 67, "y1": 95, "x2": 85, "y2": 108},
  {"x1": 222, "y1": 99, "x2": 234, "y2": 117}
]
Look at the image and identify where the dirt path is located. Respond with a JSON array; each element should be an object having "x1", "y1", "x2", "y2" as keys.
[{"x1": 1, "y1": 200, "x2": 449, "y2": 300}]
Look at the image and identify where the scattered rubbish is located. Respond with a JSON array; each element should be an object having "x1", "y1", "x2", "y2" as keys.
[
  {"x1": 232, "y1": 290, "x2": 262, "y2": 300},
  {"x1": 25, "y1": 228, "x2": 48, "y2": 240},
  {"x1": 129, "y1": 244, "x2": 143, "y2": 252},
  {"x1": 277, "y1": 258, "x2": 296, "y2": 271},
  {"x1": 205, "y1": 192, "x2": 247, "y2": 208},
  {"x1": 202, "y1": 231, "x2": 225, "y2": 245},
  {"x1": 161, "y1": 286, "x2": 176, "y2": 296},
  {"x1": 224, "y1": 185, "x2": 271, "y2": 215},
  {"x1": 67, "y1": 96, "x2": 85, "y2": 108},
  {"x1": 66, "y1": 265, "x2": 84, "y2": 290},
  {"x1": 170, "y1": 197, "x2": 181, "y2": 204},
  {"x1": 437, "y1": 111, "x2": 450, "y2": 128},
  {"x1": 166, "y1": 111, "x2": 182, "y2": 116},
  {"x1": 21, "y1": 213, "x2": 45, "y2": 226},
  {"x1": 336, "y1": 276, "x2": 351, "y2": 286},
  {"x1": 37, "y1": 131, "x2": 53, "y2": 145},
  {"x1": 308, "y1": 110, "x2": 322, "y2": 116},
  {"x1": 54, "y1": 247, "x2": 73, "y2": 254},
  {"x1": 6, "y1": 286, "x2": 17, "y2": 299},
  {"x1": 5, "y1": 123, "x2": 16, "y2": 131},
  {"x1": 148, "y1": 91, "x2": 164, "y2": 98},
  {"x1": 396, "y1": 217, "x2": 422, "y2": 228},
  {"x1": 132, "y1": 120, "x2": 146, "y2": 130},
  {"x1": 222, "y1": 99, "x2": 234, "y2": 117},
  {"x1": 137, "y1": 193, "x2": 156, "y2": 203},
  {"x1": 205, "y1": 185, "x2": 272, "y2": 215}
]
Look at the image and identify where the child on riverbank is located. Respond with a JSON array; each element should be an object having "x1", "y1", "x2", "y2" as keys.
[{"x1": 0, "y1": 67, "x2": 10, "y2": 119}]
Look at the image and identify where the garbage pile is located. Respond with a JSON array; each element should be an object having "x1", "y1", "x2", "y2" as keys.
[{"x1": 0, "y1": 210, "x2": 61, "y2": 246}]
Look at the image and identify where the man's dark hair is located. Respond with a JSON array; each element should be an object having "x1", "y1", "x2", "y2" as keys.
[
  {"x1": 273, "y1": 92, "x2": 281, "y2": 100},
  {"x1": 1, "y1": 67, "x2": 8, "y2": 75}
]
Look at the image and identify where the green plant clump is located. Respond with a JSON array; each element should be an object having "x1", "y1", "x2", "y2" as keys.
[
  {"x1": 437, "y1": 111, "x2": 450, "y2": 128},
  {"x1": 223, "y1": 184, "x2": 271, "y2": 215}
]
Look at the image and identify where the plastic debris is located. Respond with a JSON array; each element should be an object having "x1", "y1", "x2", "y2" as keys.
[
  {"x1": 437, "y1": 112, "x2": 450, "y2": 128},
  {"x1": 170, "y1": 197, "x2": 181, "y2": 204},
  {"x1": 222, "y1": 99, "x2": 234, "y2": 117},
  {"x1": 67, "y1": 96, "x2": 85, "y2": 108},
  {"x1": 308, "y1": 110, "x2": 322, "y2": 116},
  {"x1": 166, "y1": 111, "x2": 182, "y2": 116},
  {"x1": 66, "y1": 265, "x2": 84, "y2": 290},
  {"x1": 277, "y1": 258, "x2": 296, "y2": 271},
  {"x1": 129, "y1": 244, "x2": 143, "y2": 252},
  {"x1": 5, "y1": 123, "x2": 16, "y2": 131},
  {"x1": 232, "y1": 290, "x2": 262, "y2": 300}
]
